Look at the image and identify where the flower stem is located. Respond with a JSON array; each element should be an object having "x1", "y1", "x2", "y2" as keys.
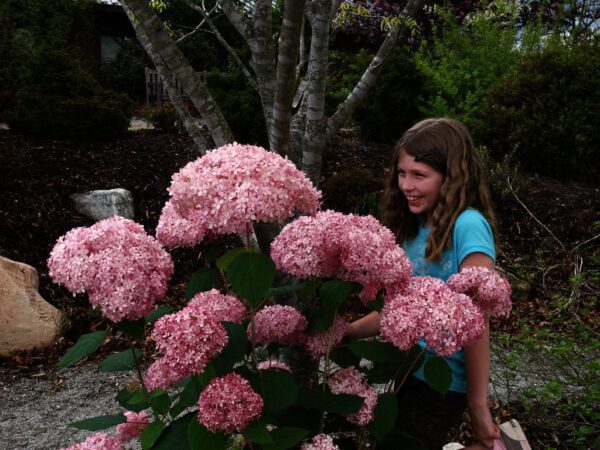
[
  {"x1": 393, "y1": 347, "x2": 425, "y2": 394},
  {"x1": 129, "y1": 339, "x2": 146, "y2": 391}
]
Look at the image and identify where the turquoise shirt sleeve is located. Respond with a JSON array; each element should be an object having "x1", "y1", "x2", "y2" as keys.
[{"x1": 453, "y1": 209, "x2": 495, "y2": 267}]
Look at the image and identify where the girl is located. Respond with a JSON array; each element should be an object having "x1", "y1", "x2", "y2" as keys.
[{"x1": 347, "y1": 118, "x2": 500, "y2": 449}]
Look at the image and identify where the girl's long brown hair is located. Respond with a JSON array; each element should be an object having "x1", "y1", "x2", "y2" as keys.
[{"x1": 381, "y1": 118, "x2": 496, "y2": 261}]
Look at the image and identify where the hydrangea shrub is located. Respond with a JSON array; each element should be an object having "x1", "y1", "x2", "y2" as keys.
[{"x1": 53, "y1": 143, "x2": 511, "y2": 449}]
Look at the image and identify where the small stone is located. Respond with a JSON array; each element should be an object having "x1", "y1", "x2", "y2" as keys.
[
  {"x1": 0, "y1": 256, "x2": 64, "y2": 356},
  {"x1": 70, "y1": 188, "x2": 134, "y2": 221}
]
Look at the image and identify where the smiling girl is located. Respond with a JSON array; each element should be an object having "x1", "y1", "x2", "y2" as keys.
[{"x1": 347, "y1": 118, "x2": 500, "y2": 449}]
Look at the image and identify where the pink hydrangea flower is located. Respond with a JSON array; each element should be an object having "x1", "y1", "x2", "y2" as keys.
[
  {"x1": 48, "y1": 216, "x2": 173, "y2": 322},
  {"x1": 156, "y1": 143, "x2": 321, "y2": 247},
  {"x1": 305, "y1": 317, "x2": 347, "y2": 359},
  {"x1": 257, "y1": 358, "x2": 292, "y2": 372},
  {"x1": 116, "y1": 411, "x2": 150, "y2": 442},
  {"x1": 271, "y1": 211, "x2": 412, "y2": 303},
  {"x1": 328, "y1": 367, "x2": 378, "y2": 425},
  {"x1": 381, "y1": 277, "x2": 485, "y2": 356},
  {"x1": 248, "y1": 305, "x2": 308, "y2": 346},
  {"x1": 187, "y1": 289, "x2": 248, "y2": 323},
  {"x1": 145, "y1": 302, "x2": 229, "y2": 390},
  {"x1": 301, "y1": 434, "x2": 340, "y2": 450},
  {"x1": 198, "y1": 372, "x2": 264, "y2": 433},
  {"x1": 62, "y1": 432, "x2": 123, "y2": 450},
  {"x1": 447, "y1": 267, "x2": 512, "y2": 317}
]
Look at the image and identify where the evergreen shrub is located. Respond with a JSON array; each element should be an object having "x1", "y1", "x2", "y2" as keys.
[
  {"x1": 322, "y1": 167, "x2": 382, "y2": 216},
  {"x1": 9, "y1": 47, "x2": 133, "y2": 139},
  {"x1": 481, "y1": 42, "x2": 600, "y2": 180}
]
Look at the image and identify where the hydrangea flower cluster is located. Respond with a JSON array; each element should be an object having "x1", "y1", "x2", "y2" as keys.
[
  {"x1": 381, "y1": 277, "x2": 485, "y2": 356},
  {"x1": 144, "y1": 305, "x2": 228, "y2": 390},
  {"x1": 248, "y1": 305, "x2": 308, "y2": 345},
  {"x1": 156, "y1": 143, "x2": 321, "y2": 247},
  {"x1": 447, "y1": 267, "x2": 512, "y2": 317},
  {"x1": 300, "y1": 434, "x2": 340, "y2": 450},
  {"x1": 48, "y1": 217, "x2": 173, "y2": 322},
  {"x1": 187, "y1": 289, "x2": 248, "y2": 323},
  {"x1": 115, "y1": 411, "x2": 150, "y2": 442},
  {"x1": 328, "y1": 367, "x2": 378, "y2": 425},
  {"x1": 305, "y1": 317, "x2": 347, "y2": 359},
  {"x1": 62, "y1": 433, "x2": 123, "y2": 450},
  {"x1": 197, "y1": 373, "x2": 264, "y2": 432},
  {"x1": 257, "y1": 358, "x2": 292, "y2": 372},
  {"x1": 271, "y1": 211, "x2": 412, "y2": 302}
]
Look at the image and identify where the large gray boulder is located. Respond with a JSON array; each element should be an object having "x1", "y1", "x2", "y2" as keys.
[
  {"x1": 70, "y1": 188, "x2": 134, "y2": 221},
  {"x1": 0, "y1": 256, "x2": 64, "y2": 356}
]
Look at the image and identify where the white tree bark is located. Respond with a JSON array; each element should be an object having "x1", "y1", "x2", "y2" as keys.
[
  {"x1": 121, "y1": 2, "x2": 208, "y2": 152},
  {"x1": 300, "y1": 0, "x2": 332, "y2": 185},
  {"x1": 270, "y1": 0, "x2": 306, "y2": 155},
  {"x1": 121, "y1": 0, "x2": 234, "y2": 147}
]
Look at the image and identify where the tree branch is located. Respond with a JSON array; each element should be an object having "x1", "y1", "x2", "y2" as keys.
[
  {"x1": 122, "y1": 0, "x2": 234, "y2": 146},
  {"x1": 218, "y1": 0, "x2": 254, "y2": 42},
  {"x1": 326, "y1": 0, "x2": 425, "y2": 141},
  {"x1": 182, "y1": 0, "x2": 258, "y2": 91}
]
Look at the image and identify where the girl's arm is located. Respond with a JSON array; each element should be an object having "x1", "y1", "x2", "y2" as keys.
[
  {"x1": 461, "y1": 252, "x2": 500, "y2": 448},
  {"x1": 345, "y1": 311, "x2": 380, "y2": 339}
]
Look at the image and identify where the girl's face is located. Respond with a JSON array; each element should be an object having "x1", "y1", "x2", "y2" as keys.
[{"x1": 397, "y1": 151, "x2": 445, "y2": 225}]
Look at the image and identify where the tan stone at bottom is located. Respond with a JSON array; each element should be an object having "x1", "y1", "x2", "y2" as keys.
[{"x1": 0, "y1": 255, "x2": 64, "y2": 356}]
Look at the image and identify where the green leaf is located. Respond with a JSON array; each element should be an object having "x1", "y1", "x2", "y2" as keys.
[
  {"x1": 320, "y1": 279, "x2": 358, "y2": 311},
  {"x1": 99, "y1": 348, "x2": 141, "y2": 372},
  {"x1": 263, "y1": 427, "x2": 311, "y2": 450},
  {"x1": 368, "y1": 393, "x2": 398, "y2": 442},
  {"x1": 296, "y1": 388, "x2": 363, "y2": 414},
  {"x1": 266, "y1": 281, "x2": 312, "y2": 298},
  {"x1": 243, "y1": 421, "x2": 273, "y2": 444},
  {"x1": 68, "y1": 414, "x2": 125, "y2": 431},
  {"x1": 216, "y1": 247, "x2": 250, "y2": 272},
  {"x1": 171, "y1": 376, "x2": 203, "y2": 418},
  {"x1": 424, "y1": 357, "x2": 452, "y2": 396},
  {"x1": 329, "y1": 346, "x2": 362, "y2": 369},
  {"x1": 186, "y1": 267, "x2": 217, "y2": 300},
  {"x1": 141, "y1": 420, "x2": 166, "y2": 450},
  {"x1": 348, "y1": 340, "x2": 407, "y2": 363},
  {"x1": 145, "y1": 305, "x2": 176, "y2": 324},
  {"x1": 118, "y1": 318, "x2": 146, "y2": 341},
  {"x1": 115, "y1": 388, "x2": 148, "y2": 412},
  {"x1": 260, "y1": 370, "x2": 298, "y2": 412},
  {"x1": 201, "y1": 242, "x2": 222, "y2": 265},
  {"x1": 150, "y1": 390, "x2": 171, "y2": 416},
  {"x1": 59, "y1": 330, "x2": 107, "y2": 368},
  {"x1": 153, "y1": 413, "x2": 195, "y2": 450},
  {"x1": 197, "y1": 364, "x2": 217, "y2": 387},
  {"x1": 297, "y1": 279, "x2": 321, "y2": 302},
  {"x1": 212, "y1": 322, "x2": 249, "y2": 375},
  {"x1": 227, "y1": 252, "x2": 276, "y2": 306},
  {"x1": 188, "y1": 420, "x2": 227, "y2": 450}
]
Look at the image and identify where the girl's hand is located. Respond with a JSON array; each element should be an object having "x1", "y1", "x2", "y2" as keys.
[{"x1": 469, "y1": 404, "x2": 500, "y2": 449}]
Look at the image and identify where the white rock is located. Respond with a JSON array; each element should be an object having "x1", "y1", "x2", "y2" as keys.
[
  {"x1": 70, "y1": 188, "x2": 134, "y2": 221},
  {"x1": 0, "y1": 256, "x2": 64, "y2": 356}
]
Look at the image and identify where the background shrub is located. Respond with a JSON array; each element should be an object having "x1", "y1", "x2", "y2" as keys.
[
  {"x1": 205, "y1": 70, "x2": 267, "y2": 146},
  {"x1": 327, "y1": 49, "x2": 425, "y2": 144},
  {"x1": 322, "y1": 167, "x2": 382, "y2": 216},
  {"x1": 8, "y1": 47, "x2": 133, "y2": 139},
  {"x1": 480, "y1": 42, "x2": 600, "y2": 180}
]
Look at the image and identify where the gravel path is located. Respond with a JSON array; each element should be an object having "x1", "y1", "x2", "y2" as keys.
[{"x1": 0, "y1": 364, "x2": 136, "y2": 450}]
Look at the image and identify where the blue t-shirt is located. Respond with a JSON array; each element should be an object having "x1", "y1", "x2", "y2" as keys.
[{"x1": 403, "y1": 208, "x2": 495, "y2": 393}]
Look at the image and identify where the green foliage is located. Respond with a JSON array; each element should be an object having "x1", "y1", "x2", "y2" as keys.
[
  {"x1": 140, "y1": 103, "x2": 182, "y2": 133},
  {"x1": 205, "y1": 70, "x2": 267, "y2": 146},
  {"x1": 8, "y1": 47, "x2": 132, "y2": 138},
  {"x1": 100, "y1": 37, "x2": 150, "y2": 101},
  {"x1": 480, "y1": 41, "x2": 600, "y2": 180},
  {"x1": 326, "y1": 49, "x2": 425, "y2": 143},
  {"x1": 414, "y1": 2, "x2": 542, "y2": 141},
  {"x1": 99, "y1": 349, "x2": 142, "y2": 372},
  {"x1": 68, "y1": 414, "x2": 126, "y2": 431},
  {"x1": 59, "y1": 330, "x2": 107, "y2": 368}
]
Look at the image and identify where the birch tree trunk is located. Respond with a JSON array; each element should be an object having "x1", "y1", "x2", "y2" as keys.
[
  {"x1": 121, "y1": 0, "x2": 234, "y2": 147},
  {"x1": 121, "y1": 2, "x2": 208, "y2": 152}
]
